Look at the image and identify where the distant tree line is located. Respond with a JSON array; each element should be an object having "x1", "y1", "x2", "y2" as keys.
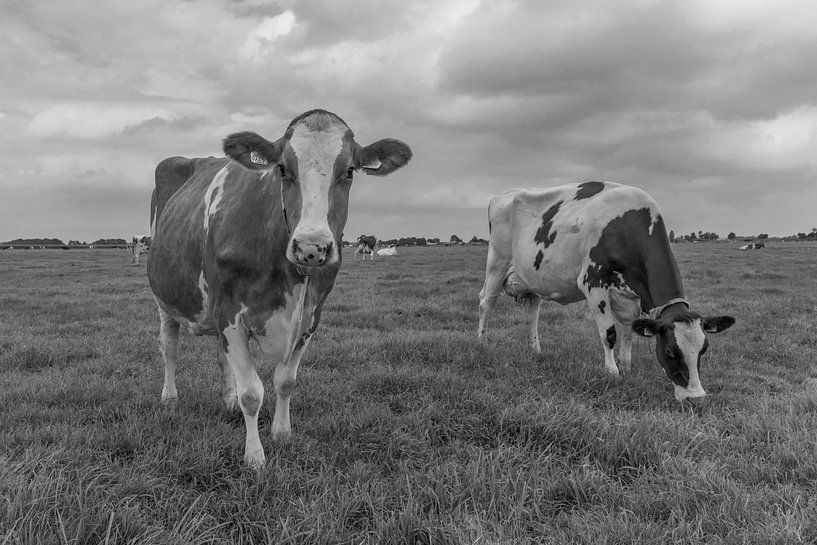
[{"x1": 668, "y1": 228, "x2": 817, "y2": 243}]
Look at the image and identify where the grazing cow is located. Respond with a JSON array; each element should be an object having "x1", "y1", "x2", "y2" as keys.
[
  {"x1": 354, "y1": 235, "x2": 377, "y2": 261},
  {"x1": 131, "y1": 237, "x2": 146, "y2": 265},
  {"x1": 147, "y1": 109, "x2": 411, "y2": 467},
  {"x1": 739, "y1": 242, "x2": 765, "y2": 250},
  {"x1": 376, "y1": 245, "x2": 398, "y2": 257},
  {"x1": 478, "y1": 182, "x2": 735, "y2": 404}
]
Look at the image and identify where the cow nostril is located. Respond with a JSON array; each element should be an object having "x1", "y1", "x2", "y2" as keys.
[
  {"x1": 308, "y1": 254, "x2": 315, "y2": 259},
  {"x1": 317, "y1": 246, "x2": 324, "y2": 253}
]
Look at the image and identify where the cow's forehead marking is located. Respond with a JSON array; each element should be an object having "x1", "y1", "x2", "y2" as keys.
[
  {"x1": 288, "y1": 121, "x2": 349, "y2": 174},
  {"x1": 674, "y1": 319, "x2": 705, "y2": 350}
]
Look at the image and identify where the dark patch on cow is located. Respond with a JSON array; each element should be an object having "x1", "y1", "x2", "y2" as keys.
[
  {"x1": 598, "y1": 300, "x2": 606, "y2": 314},
  {"x1": 533, "y1": 249, "x2": 544, "y2": 270},
  {"x1": 574, "y1": 181, "x2": 605, "y2": 200},
  {"x1": 582, "y1": 208, "x2": 684, "y2": 312},
  {"x1": 606, "y1": 325, "x2": 616, "y2": 349},
  {"x1": 533, "y1": 200, "x2": 562, "y2": 249},
  {"x1": 293, "y1": 332, "x2": 311, "y2": 352}
]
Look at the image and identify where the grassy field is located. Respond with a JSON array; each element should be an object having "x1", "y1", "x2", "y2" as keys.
[{"x1": 1, "y1": 242, "x2": 817, "y2": 544}]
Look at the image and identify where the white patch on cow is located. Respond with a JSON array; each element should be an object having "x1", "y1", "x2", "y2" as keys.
[
  {"x1": 150, "y1": 205, "x2": 158, "y2": 238},
  {"x1": 288, "y1": 121, "x2": 346, "y2": 238},
  {"x1": 673, "y1": 319, "x2": 707, "y2": 401},
  {"x1": 255, "y1": 282, "x2": 309, "y2": 361},
  {"x1": 376, "y1": 246, "x2": 397, "y2": 256},
  {"x1": 203, "y1": 165, "x2": 230, "y2": 231},
  {"x1": 646, "y1": 203, "x2": 661, "y2": 235}
]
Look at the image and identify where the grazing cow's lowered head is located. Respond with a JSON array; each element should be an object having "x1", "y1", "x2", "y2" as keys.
[
  {"x1": 222, "y1": 110, "x2": 411, "y2": 270},
  {"x1": 609, "y1": 289, "x2": 735, "y2": 404}
]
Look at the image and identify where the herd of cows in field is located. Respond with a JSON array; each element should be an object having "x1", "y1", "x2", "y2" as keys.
[{"x1": 139, "y1": 109, "x2": 739, "y2": 467}]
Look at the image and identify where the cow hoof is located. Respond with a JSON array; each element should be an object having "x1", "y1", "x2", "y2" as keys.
[
  {"x1": 272, "y1": 429, "x2": 292, "y2": 443},
  {"x1": 222, "y1": 396, "x2": 238, "y2": 412},
  {"x1": 244, "y1": 452, "x2": 266, "y2": 471}
]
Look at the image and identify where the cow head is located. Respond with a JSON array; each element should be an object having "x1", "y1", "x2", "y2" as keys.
[
  {"x1": 609, "y1": 289, "x2": 735, "y2": 404},
  {"x1": 223, "y1": 110, "x2": 411, "y2": 270}
]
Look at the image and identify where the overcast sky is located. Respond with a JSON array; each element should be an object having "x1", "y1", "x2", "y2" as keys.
[{"x1": 2, "y1": 0, "x2": 817, "y2": 242}]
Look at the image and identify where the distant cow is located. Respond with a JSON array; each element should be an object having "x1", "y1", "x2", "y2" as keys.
[
  {"x1": 147, "y1": 109, "x2": 412, "y2": 467},
  {"x1": 376, "y1": 245, "x2": 398, "y2": 257},
  {"x1": 131, "y1": 237, "x2": 147, "y2": 265},
  {"x1": 354, "y1": 235, "x2": 377, "y2": 261},
  {"x1": 739, "y1": 242, "x2": 765, "y2": 250},
  {"x1": 479, "y1": 182, "x2": 735, "y2": 404}
]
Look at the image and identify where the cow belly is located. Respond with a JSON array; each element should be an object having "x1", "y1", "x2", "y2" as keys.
[{"x1": 510, "y1": 259, "x2": 584, "y2": 305}]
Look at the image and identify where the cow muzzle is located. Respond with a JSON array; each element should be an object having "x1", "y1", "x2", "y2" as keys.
[{"x1": 290, "y1": 237, "x2": 335, "y2": 269}]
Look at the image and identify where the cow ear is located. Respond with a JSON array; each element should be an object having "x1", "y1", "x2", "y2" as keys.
[
  {"x1": 702, "y1": 315, "x2": 735, "y2": 333},
  {"x1": 632, "y1": 318, "x2": 659, "y2": 337},
  {"x1": 608, "y1": 288, "x2": 642, "y2": 326},
  {"x1": 223, "y1": 132, "x2": 282, "y2": 171},
  {"x1": 356, "y1": 139, "x2": 412, "y2": 176}
]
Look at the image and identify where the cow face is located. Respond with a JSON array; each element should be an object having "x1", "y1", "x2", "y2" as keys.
[
  {"x1": 609, "y1": 289, "x2": 735, "y2": 403},
  {"x1": 223, "y1": 110, "x2": 411, "y2": 270}
]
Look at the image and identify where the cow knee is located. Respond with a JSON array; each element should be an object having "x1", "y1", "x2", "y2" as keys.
[
  {"x1": 606, "y1": 325, "x2": 617, "y2": 349},
  {"x1": 240, "y1": 390, "x2": 262, "y2": 417},
  {"x1": 276, "y1": 378, "x2": 296, "y2": 398}
]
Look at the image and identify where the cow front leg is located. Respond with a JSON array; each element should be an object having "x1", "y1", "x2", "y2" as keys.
[
  {"x1": 523, "y1": 296, "x2": 542, "y2": 354},
  {"x1": 586, "y1": 290, "x2": 619, "y2": 376},
  {"x1": 221, "y1": 323, "x2": 265, "y2": 468},
  {"x1": 271, "y1": 332, "x2": 312, "y2": 442},
  {"x1": 616, "y1": 322, "x2": 633, "y2": 372},
  {"x1": 217, "y1": 341, "x2": 237, "y2": 411},
  {"x1": 157, "y1": 306, "x2": 180, "y2": 403},
  {"x1": 478, "y1": 248, "x2": 509, "y2": 343}
]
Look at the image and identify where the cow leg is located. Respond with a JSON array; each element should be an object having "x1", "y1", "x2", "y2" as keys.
[
  {"x1": 221, "y1": 323, "x2": 265, "y2": 468},
  {"x1": 157, "y1": 306, "x2": 180, "y2": 403},
  {"x1": 270, "y1": 335, "x2": 312, "y2": 442},
  {"x1": 217, "y1": 342, "x2": 237, "y2": 411},
  {"x1": 478, "y1": 248, "x2": 509, "y2": 343},
  {"x1": 585, "y1": 289, "x2": 619, "y2": 376},
  {"x1": 616, "y1": 323, "x2": 633, "y2": 372},
  {"x1": 523, "y1": 296, "x2": 542, "y2": 353}
]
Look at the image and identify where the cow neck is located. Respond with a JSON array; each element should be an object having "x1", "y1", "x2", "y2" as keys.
[
  {"x1": 632, "y1": 223, "x2": 687, "y2": 316},
  {"x1": 280, "y1": 177, "x2": 292, "y2": 238},
  {"x1": 648, "y1": 298, "x2": 690, "y2": 320}
]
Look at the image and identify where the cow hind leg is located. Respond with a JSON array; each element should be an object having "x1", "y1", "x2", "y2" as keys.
[
  {"x1": 221, "y1": 323, "x2": 265, "y2": 469},
  {"x1": 157, "y1": 307, "x2": 180, "y2": 403},
  {"x1": 478, "y1": 249, "x2": 509, "y2": 343},
  {"x1": 217, "y1": 342, "x2": 238, "y2": 411},
  {"x1": 585, "y1": 289, "x2": 619, "y2": 376}
]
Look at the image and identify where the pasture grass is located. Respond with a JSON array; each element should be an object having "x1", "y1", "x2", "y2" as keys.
[{"x1": 1, "y1": 243, "x2": 817, "y2": 543}]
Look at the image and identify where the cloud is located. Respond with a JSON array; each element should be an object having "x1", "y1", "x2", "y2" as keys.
[
  {"x1": 25, "y1": 104, "x2": 180, "y2": 139},
  {"x1": 2, "y1": 0, "x2": 817, "y2": 241},
  {"x1": 239, "y1": 10, "x2": 297, "y2": 64}
]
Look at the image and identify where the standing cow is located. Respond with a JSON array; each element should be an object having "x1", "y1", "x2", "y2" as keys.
[
  {"x1": 147, "y1": 110, "x2": 411, "y2": 467},
  {"x1": 478, "y1": 182, "x2": 735, "y2": 404},
  {"x1": 354, "y1": 235, "x2": 377, "y2": 261},
  {"x1": 131, "y1": 237, "x2": 146, "y2": 265}
]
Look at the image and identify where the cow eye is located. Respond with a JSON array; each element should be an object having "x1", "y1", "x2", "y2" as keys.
[
  {"x1": 278, "y1": 165, "x2": 287, "y2": 178},
  {"x1": 346, "y1": 167, "x2": 355, "y2": 179},
  {"x1": 664, "y1": 346, "x2": 675, "y2": 359}
]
